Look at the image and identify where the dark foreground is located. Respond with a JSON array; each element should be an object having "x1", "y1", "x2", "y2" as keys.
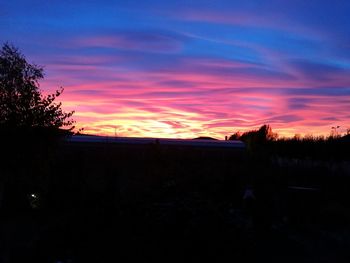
[{"x1": 1, "y1": 138, "x2": 350, "y2": 262}]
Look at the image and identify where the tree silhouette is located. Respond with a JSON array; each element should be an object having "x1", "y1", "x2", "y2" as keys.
[
  {"x1": 230, "y1": 125, "x2": 276, "y2": 143},
  {"x1": 0, "y1": 43, "x2": 74, "y2": 131},
  {"x1": 229, "y1": 131, "x2": 241, "y2": 140},
  {"x1": 229, "y1": 124, "x2": 277, "y2": 153}
]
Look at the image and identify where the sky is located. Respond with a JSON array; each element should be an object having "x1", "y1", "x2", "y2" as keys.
[{"x1": 1, "y1": 0, "x2": 350, "y2": 138}]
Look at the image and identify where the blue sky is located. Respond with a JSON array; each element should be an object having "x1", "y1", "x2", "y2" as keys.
[{"x1": 1, "y1": 0, "x2": 350, "y2": 137}]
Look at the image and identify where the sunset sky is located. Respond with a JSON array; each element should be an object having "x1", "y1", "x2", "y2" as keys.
[{"x1": 1, "y1": 1, "x2": 350, "y2": 138}]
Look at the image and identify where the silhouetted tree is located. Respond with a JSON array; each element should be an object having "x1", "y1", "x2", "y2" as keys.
[
  {"x1": 0, "y1": 43, "x2": 76, "y2": 211},
  {"x1": 229, "y1": 131, "x2": 241, "y2": 140},
  {"x1": 0, "y1": 43, "x2": 74, "y2": 131},
  {"x1": 230, "y1": 124, "x2": 277, "y2": 153},
  {"x1": 255, "y1": 124, "x2": 277, "y2": 142},
  {"x1": 231, "y1": 125, "x2": 276, "y2": 143}
]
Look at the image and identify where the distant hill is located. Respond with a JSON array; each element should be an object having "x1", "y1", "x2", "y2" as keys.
[{"x1": 193, "y1": 136, "x2": 218, "y2": 140}]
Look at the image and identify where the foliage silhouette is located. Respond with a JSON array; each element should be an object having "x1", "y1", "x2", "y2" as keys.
[
  {"x1": 230, "y1": 124, "x2": 350, "y2": 160},
  {"x1": 0, "y1": 43, "x2": 74, "y2": 132},
  {"x1": 230, "y1": 124, "x2": 277, "y2": 153}
]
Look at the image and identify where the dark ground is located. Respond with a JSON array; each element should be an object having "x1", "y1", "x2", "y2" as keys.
[{"x1": 1, "y1": 139, "x2": 350, "y2": 262}]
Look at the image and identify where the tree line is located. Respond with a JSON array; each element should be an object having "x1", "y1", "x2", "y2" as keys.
[{"x1": 229, "y1": 124, "x2": 350, "y2": 160}]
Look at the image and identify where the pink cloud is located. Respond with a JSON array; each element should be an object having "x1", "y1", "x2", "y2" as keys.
[{"x1": 35, "y1": 51, "x2": 350, "y2": 139}]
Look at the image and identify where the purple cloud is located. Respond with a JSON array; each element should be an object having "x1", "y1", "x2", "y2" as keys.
[{"x1": 288, "y1": 59, "x2": 347, "y2": 81}]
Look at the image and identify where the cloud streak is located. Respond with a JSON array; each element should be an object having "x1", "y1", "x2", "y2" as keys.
[{"x1": 2, "y1": 0, "x2": 350, "y2": 138}]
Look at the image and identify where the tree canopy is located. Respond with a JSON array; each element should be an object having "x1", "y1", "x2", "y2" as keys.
[
  {"x1": 0, "y1": 43, "x2": 74, "y2": 131},
  {"x1": 229, "y1": 125, "x2": 277, "y2": 143}
]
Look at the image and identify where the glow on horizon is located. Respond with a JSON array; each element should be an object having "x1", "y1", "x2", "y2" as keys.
[{"x1": 1, "y1": 1, "x2": 350, "y2": 139}]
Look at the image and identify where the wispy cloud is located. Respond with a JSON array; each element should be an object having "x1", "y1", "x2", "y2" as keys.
[{"x1": 2, "y1": 0, "x2": 350, "y2": 138}]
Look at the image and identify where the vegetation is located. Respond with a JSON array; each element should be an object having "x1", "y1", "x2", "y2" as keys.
[
  {"x1": 229, "y1": 124, "x2": 277, "y2": 152},
  {"x1": 0, "y1": 43, "x2": 74, "y2": 133},
  {"x1": 230, "y1": 124, "x2": 350, "y2": 160}
]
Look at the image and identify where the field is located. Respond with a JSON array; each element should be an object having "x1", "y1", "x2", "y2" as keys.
[{"x1": 1, "y1": 137, "x2": 350, "y2": 262}]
